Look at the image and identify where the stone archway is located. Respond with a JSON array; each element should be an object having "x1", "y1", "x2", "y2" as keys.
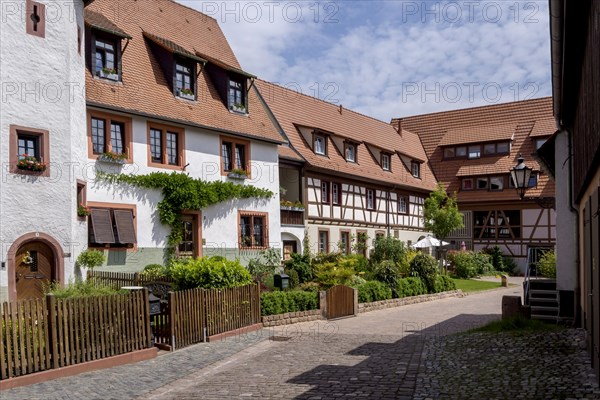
[{"x1": 7, "y1": 232, "x2": 64, "y2": 302}]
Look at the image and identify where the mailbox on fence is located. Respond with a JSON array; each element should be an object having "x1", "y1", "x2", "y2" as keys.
[
  {"x1": 148, "y1": 291, "x2": 161, "y2": 316},
  {"x1": 274, "y1": 273, "x2": 289, "y2": 290}
]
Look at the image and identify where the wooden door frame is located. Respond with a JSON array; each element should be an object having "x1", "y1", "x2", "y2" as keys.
[
  {"x1": 7, "y1": 232, "x2": 64, "y2": 302},
  {"x1": 179, "y1": 210, "x2": 202, "y2": 258}
]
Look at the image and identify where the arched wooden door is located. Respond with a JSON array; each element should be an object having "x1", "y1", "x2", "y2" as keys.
[{"x1": 15, "y1": 241, "x2": 55, "y2": 301}]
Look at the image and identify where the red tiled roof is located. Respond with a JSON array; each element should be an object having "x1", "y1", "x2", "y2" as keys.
[
  {"x1": 257, "y1": 80, "x2": 437, "y2": 191},
  {"x1": 438, "y1": 122, "x2": 516, "y2": 146},
  {"x1": 530, "y1": 117, "x2": 557, "y2": 137},
  {"x1": 85, "y1": 0, "x2": 284, "y2": 144},
  {"x1": 395, "y1": 97, "x2": 555, "y2": 202},
  {"x1": 84, "y1": 9, "x2": 131, "y2": 39}
]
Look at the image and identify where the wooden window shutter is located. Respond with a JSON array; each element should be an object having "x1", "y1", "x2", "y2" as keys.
[
  {"x1": 90, "y1": 209, "x2": 115, "y2": 244},
  {"x1": 113, "y1": 209, "x2": 137, "y2": 244}
]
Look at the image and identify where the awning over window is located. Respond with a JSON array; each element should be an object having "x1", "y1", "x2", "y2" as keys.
[
  {"x1": 90, "y1": 208, "x2": 115, "y2": 244},
  {"x1": 113, "y1": 210, "x2": 137, "y2": 244},
  {"x1": 143, "y1": 31, "x2": 207, "y2": 64},
  {"x1": 84, "y1": 10, "x2": 132, "y2": 39},
  {"x1": 195, "y1": 51, "x2": 256, "y2": 79}
]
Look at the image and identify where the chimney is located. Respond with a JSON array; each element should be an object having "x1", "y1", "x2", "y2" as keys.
[
  {"x1": 339, "y1": 104, "x2": 343, "y2": 114},
  {"x1": 394, "y1": 119, "x2": 402, "y2": 136}
]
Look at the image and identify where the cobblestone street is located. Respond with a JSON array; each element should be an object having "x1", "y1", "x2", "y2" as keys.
[{"x1": 3, "y1": 284, "x2": 599, "y2": 399}]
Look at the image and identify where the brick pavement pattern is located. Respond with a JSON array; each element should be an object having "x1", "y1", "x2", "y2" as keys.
[{"x1": 3, "y1": 281, "x2": 599, "y2": 399}]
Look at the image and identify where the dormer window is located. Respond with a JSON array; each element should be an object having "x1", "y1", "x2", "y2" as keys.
[
  {"x1": 94, "y1": 37, "x2": 119, "y2": 81},
  {"x1": 345, "y1": 143, "x2": 356, "y2": 162},
  {"x1": 468, "y1": 145, "x2": 481, "y2": 159},
  {"x1": 229, "y1": 78, "x2": 246, "y2": 113},
  {"x1": 411, "y1": 161, "x2": 421, "y2": 178},
  {"x1": 314, "y1": 135, "x2": 326, "y2": 155},
  {"x1": 381, "y1": 154, "x2": 390, "y2": 171},
  {"x1": 175, "y1": 61, "x2": 195, "y2": 100}
]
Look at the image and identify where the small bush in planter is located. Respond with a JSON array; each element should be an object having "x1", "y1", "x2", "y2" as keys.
[
  {"x1": 409, "y1": 253, "x2": 439, "y2": 293},
  {"x1": 357, "y1": 280, "x2": 392, "y2": 303},
  {"x1": 396, "y1": 277, "x2": 427, "y2": 297}
]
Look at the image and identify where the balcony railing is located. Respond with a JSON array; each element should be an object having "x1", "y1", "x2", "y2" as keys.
[{"x1": 280, "y1": 208, "x2": 304, "y2": 226}]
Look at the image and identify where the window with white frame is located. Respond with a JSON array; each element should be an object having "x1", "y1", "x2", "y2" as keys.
[
  {"x1": 321, "y1": 181, "x2": 329, "y2": 203},
  {"x1": 345, "y1": 143, "x2": 356, "y2": 162},
  {"x1": 398, "y1": 196, "x2": 408, "y2": 214},
  {"x1": 367, "y1": 189, "x2": 375, "y2": 210},
  {"x1": 381, "y1": 153, "x2": 390, "y2": 171},
  {"x1": 411, "y1": 162, "x2": 421, "y2": 178},
  {"x1": 314, "y1": 135, "x2": 326, "y2": 155}
]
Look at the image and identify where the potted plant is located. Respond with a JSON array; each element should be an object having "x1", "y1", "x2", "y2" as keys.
[
  {"x1": 77, "y1": 203, "x2": 91, "y2": 217},
  {"x1": 177, "y1": 87, "x2": 195, "y2": 100},
  {"x1": 280, "y1": 200, "x2": 305, "y2": 211},
  {"x1": 98, "y1": 67, "x2": 119, "y2": 81},
  {"x1": 98, "y1": 151, "x2": 127, "y2": 164},
  {"x1": 230, "y1": 102, "x2": 246, "y2": 113},
  {"x1": 228, "y1": 168, "x2": 249, "y2": 179},
  {"x1": 17, "y1": 154, "x2": 46, "y2": 172}
]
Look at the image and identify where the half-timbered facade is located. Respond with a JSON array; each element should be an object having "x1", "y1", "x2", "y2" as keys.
[
  {"x1": 83, "y1": 0, "x2": 284, "y2": 271},
  {"x1": 396, "y1": 98, "x2": 557, "y2": 273},
  {"x1": 257, "y1": 80, "x2": 437, "y2": 256}
]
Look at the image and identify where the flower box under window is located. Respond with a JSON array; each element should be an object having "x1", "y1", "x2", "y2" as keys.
[
  {"x1": 230, "y1": 103, "x2": 246, "y2": 113},
  {"x1": 227, "y1": 169, "x2": 248, "y2": 180},
  {"x1": 17, "y1": 155, "x2": 46, "y2": 172},
  {"x1": 98, "y1": 152, "x2": 126, "y2": 164},
  {"x1": 97, "y1": 68, "x2": 119, "y2": 81},
  {"x1": 177, "y1": 88, "x2": 195, "y2": 101}
]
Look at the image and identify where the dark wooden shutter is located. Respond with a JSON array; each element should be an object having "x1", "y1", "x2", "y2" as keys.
[
  {"x1": 90, "y1": 208, "x2": 115, "y2": 244},
  {"x1": 113, "y1": 209, "x2": 136, "y2": 244}
]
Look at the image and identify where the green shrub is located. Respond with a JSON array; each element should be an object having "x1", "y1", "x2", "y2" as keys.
[
  {"x1": 373, "y1": 260, "x2": 402, "y2": 297},
  {"x1": 247, "y1": 248, "x2": 281, "y2": 284},
  {"x1": 433, "y1": 275, "x2": 457, "y2": 293},
  {"x1": 409, "y1": 253, "x2": 439, "y2": 292},
  {"x1": 284, "y1": 253, "x2": 313, "y2": 283},
  {"x1": 502, "y1": 256, "x2": 518, "y2": 275},
  {"x1": 357, "y1": 280, "x2": 392, "y2": 303},
  {"x1": 396, "y1": 277, "x2": 427, "y2": 297},
  {"x1": 284, "y1": 268, "x2": 300, "y2": 289},
  {"x1": 536, "y1": 250, "x2": 556, "y2": 278},
  {"x1": 449, "y1": 251, "x2": 494, "y2": 278},
  {"x1": 77, "y1": 249, "x2": 106, "y2": 270},
  {"x1": 45, "y1": 280, "x2": 125, "y2": 299},
  {"x1": 143, "y1": 264, "x2": 170, "y2": 278},
  {"x1": 260, "y1": 290, "x2": 319, "y2": 316},
  {"x1": 313, "y1": 261, "x2": 355, "y2": 288},
  {"x1": 299, "y1": 281, "x2": 321, "y2": 293},
  {"x1": 370, "y1": 236, "x2": 407, "y2": 265},
  {"x1": 482, "y1": 246, "x2": 504, "y2": 272},
  {"x1": 351, "y1": 274, "x2": 367, "y2": 287},
  {"x1": 170, "y1": 256, "x2": 253, "y2": 290}
]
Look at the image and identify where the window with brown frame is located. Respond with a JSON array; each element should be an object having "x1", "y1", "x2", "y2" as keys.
[
  {"x1": 77, "y1": 181, "x2": 87, "y2": 217},
  {"x1": 411, "y1": 162, "x2": 421, "y2": 178},
  {"x1": 314, "y1": 134, "x2": 327, "y2": 155},
  {"x1": 398, "y1": 196, "x2": 408, "y2": 214},
  {"x1": 147, "y1": 122, "x2": 185, "y2": 169},
  {"x1": 9, "y1": 125, "x2": 50, "y2": 176},
  {"x1": 367, "y1": 189, "x2": 376, "y2": 210},
  {"x1": 340, "y1": 231, "x2": 350, "y2": 254},
  {"x1": 26, "y1": 0, "x2": 45, "y2": 38},
  {"x1": 87, "y1": 111, "x2": 132, "y2": 162},
  {"x1": 444, "y1": 141, "x2": 510, "y2": 159},
  {"x1": 321, "y1": 181, "x2": 330, "y2": 203},
  {"x1": 318, "y1": 230, "x2": 329, "y2": 254},
  {"x1": 381, "y1": 153, "x2": 391, "y2": 171},
  {"x1": 344, "y1": 142, "x2": 357, "y2": 162},
  {"x1": 332, "y1": 183, "x2": 341, "y2": 205},
  {"x1": 91, "y1": 31, "x2": 122, "y2": 82},
  {"x1": 221, "y1": 136, "x2": 250, "y2": 175},
  {"x1": 239, "y1": 212, "x2": 268, "y2": 249},
  {"x1": 88, "y1": 205, "x2": 137, "y2": 248},
  {"x1": 474, "y1": 210, "x2": 521, "y2": 239},
  {"x1": 462, "y1": 178, "x2": 474, "y2": 191}
]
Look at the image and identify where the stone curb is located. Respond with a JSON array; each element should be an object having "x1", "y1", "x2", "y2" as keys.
[{"x1": 261, "y1": 309, "x2": 323, "y2": 327}]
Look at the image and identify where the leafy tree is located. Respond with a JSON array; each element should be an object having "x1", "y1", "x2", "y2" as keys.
[{"x1": 423, "y1": 183, "x2": 464, "y2": 241}]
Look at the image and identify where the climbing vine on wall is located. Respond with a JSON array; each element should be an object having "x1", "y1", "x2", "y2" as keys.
[{"x1": 96, "y1": 171, "x2": 273, "y2": 248}]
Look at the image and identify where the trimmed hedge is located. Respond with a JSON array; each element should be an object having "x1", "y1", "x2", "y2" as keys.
[
  {"x1": 357, "y1": 280, "x2": 393, "y2": 303},
  {"x1": 396, "y1": 277, "x2": 427, "y2": 297},
  {"x1": 261, "y1": 290, "x2": 319, "y2": 316},
  {"x1": 433, "y1": 275, "x2": 457, "y2": 293},
  {"x1": 449, "y1": 251, "x2": 494, "y2": 279}
]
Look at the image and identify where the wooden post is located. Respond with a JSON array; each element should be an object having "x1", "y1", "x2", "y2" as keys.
[
  {"x1": 143, "y1": 288, "x2": 152, "y2": 349},
  {"x1": 352, "y1": 288, "x2": 358, "y2": 316},
  {"x1": 46, "y1": 294, "x2": 59, "y2": 369},
  {"x1": 168, "y1": 291, "x2": 175, "y2": 351},
  {"x1": 319, "y1": 291, "x2": 327, "y2": 319},
  {"x1": 133, "y1": 272, "x2": 140, "y2": 286}
]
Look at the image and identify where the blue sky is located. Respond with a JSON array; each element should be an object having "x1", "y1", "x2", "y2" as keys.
[{"x1": 178, "y1": 1, "x2": 551, "y2": 122}]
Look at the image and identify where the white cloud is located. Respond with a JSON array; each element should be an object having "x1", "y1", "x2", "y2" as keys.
[{"x1": 177, "y1": 1, "x2": 551, "y2": 121}]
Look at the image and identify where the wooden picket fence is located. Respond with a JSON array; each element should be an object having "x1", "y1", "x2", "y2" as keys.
[
  {"x1": 0, "y1": 291, "x2": 151, "y2": 380},
  {"x1": 153, "y1": 284, "x2": 261, "y2": 350}
]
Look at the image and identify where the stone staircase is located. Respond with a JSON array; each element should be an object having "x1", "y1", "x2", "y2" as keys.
[{"x1": 527, "y1": 279, "x2": 559, "y2": 321}]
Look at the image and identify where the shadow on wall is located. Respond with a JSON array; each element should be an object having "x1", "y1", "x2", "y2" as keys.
[{"x1": 287, "y1": 313, "x2": 500, "y2": 399}]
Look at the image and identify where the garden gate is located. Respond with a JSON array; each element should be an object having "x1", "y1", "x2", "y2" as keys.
[{"x1": 325, "y1": 285, "x2": 356, "y2": 319}]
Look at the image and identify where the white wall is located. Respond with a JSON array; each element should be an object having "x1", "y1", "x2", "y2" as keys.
[
  {"x1": 0, "y1": 0, "x2": 86, "y2": 296},
  {"x1": 86, "y1": 112, "x2": 281, "y2": 253}
]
